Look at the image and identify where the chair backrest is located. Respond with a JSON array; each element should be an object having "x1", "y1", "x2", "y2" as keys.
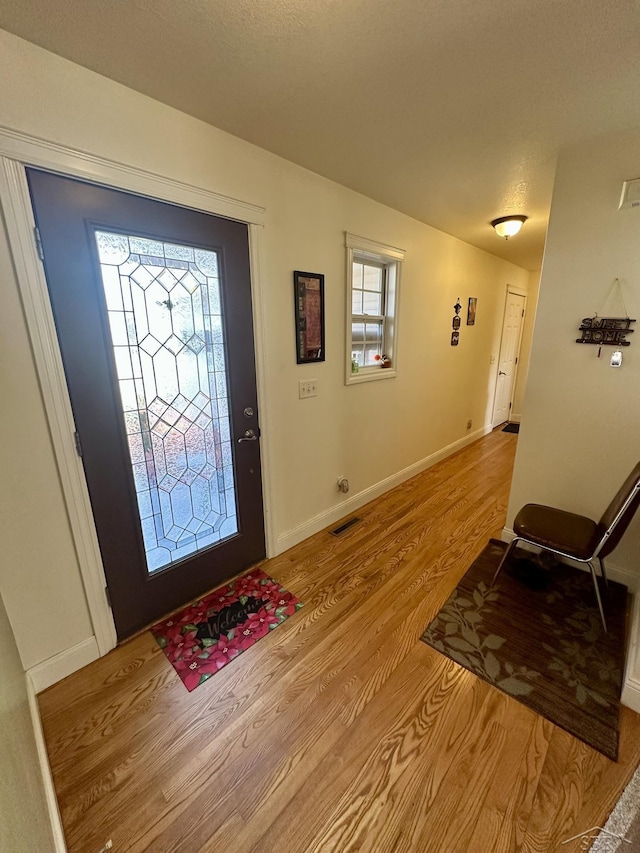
[{"x1": 596, "y1": 460, "x2": 640, "y2": 558}]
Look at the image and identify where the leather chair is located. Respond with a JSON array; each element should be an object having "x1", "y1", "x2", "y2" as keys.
[{"x1": 492, "y1": 461, "x2": 640, "y2": 631}]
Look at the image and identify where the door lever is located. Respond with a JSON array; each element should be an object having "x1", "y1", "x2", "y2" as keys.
[{"x1": 237, "y1": 429, "x2": 258, "y2": 443}]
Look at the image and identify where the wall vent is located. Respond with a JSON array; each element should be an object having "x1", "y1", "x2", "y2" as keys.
[{"x1": 330, "y1": 517, "x2": 361, "y2": 536}]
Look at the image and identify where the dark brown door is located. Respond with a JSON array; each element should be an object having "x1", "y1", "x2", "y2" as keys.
[{"x1": 28, "y1": 169, "x2": 265, "y2": 639}]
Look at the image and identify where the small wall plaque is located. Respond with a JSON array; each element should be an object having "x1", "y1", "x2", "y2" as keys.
[{"x1": 576, "y1": 317, "x2": 635, "y2": 347}]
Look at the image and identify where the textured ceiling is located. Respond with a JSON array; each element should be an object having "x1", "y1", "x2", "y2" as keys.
[{"x1": 1, "y1": 0, "x2": 640, "y2": 270}]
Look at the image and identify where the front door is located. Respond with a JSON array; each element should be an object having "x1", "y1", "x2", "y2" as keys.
[{"x1": 28, "y1": 169, "x2": 265, "y2": 639}]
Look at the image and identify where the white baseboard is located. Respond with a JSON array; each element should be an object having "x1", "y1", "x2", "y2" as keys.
[
  {"x1": 27, "y1": 636, "x2": 100, "y2": 694},
  {"x1": 622, "y1": 590, "x2": 640, "y2": 714},
  {"x1": 502, "y1": 526, "x2": 640, "y2": 712},
  {"x1": 509, "y1": 413, "x2": 522, "y2": 424},
  {"x1": 26, "y1": 673, "x2": 68, "y2": 852},
  {"x1": 276, "y1": 425, "x2": 492, "y2": 554}
]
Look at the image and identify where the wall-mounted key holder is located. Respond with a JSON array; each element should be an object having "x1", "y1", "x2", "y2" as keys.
[
  {"x1": 577, "y1": 278, "x2": 636, "y2": 357},
  {"x1": 576, "y1": 317, "x2": 635, "y2": 348}
]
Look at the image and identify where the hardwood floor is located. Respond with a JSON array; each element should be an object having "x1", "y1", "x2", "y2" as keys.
[{"x1": 39, "y1": 430, "x2": 640, "y2": 853}]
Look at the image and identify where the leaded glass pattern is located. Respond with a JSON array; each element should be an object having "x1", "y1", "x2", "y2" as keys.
[{"x1": 95, "y1": 231, "x2": 238, "y2": 574}]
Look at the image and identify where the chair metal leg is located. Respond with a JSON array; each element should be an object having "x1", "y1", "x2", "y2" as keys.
[
  {"x1": 492, "y1": 538, "x2": 520, "y2": 585},
  {"x1": 598, "y1": 556, "x2": 610, "y2": 595},
  {"x1": 588, "y1": 560, "x2": 607, "y2": 633}
]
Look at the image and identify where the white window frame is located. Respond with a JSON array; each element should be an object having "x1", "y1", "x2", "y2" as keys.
[{"x1": 345, "y1": 232, "x2": 404, "y2": 385}]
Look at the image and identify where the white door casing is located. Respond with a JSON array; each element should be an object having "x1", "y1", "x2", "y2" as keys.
[{"x1": 492, "y1": 289, "x2": 526, "y2": 427}]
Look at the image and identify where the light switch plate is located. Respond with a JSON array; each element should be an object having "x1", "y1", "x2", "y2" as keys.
[{"x1": 299, "y1": 379, "x2": 317, "y2": 399}]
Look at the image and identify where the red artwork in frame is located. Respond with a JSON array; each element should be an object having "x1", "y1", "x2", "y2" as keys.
[{"x1": 294, "y1": 270, "x2": 325, "y2": 363}]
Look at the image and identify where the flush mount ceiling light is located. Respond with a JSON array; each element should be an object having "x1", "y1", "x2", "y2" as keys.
[{"x1": 491, "y1": 215, "x2": 528, "y2": 240}]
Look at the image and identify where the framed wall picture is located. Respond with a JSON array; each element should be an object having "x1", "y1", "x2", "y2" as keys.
[
  {"x1": 467, "y1": 297, "x2": 477, "y2": 325},
  {"x1": 294, "y1": 271, "x2": 325, "y2": 363}
]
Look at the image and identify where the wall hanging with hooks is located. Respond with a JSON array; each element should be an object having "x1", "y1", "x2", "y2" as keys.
[
  {"x1": 451, "y1": 298, "x2": 462, "y2": 346},
  {"x1": 576, "y1": 278, "x2": 635, "y2": 358}
]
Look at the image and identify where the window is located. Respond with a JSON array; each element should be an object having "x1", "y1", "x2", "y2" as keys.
[
  {"x1": 351, "y1": 259, "x2": 385, "y2": 368},
  {"x1": 345, "y1": 233, "x2": 404, "y2": 384}
]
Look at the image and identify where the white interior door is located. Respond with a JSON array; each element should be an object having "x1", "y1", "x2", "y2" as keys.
[{"x1": 492, "y1": 291, "x2": 526, "y2": 426}]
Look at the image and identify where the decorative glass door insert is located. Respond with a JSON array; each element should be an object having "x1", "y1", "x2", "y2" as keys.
[{"x1": 95, "y1": 231, "x2": 238, "y2": 574}]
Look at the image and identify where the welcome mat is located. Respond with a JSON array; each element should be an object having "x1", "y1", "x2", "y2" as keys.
[
  {"x1": 502, "y1": 422, "x2": 520, "y2": 433},
  {"x1": 151, "y1": 569, "x2": 303, "y2": 691},
  {"x1": 421, "y1": 539, "x2": 627, "y2": 759}
]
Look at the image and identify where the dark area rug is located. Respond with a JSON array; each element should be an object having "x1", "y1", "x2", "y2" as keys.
[
  {"x1": 151, "y1": 569, "x2": 303, "y2": 691},
  {"x1": 502, "y1": 422, "x2": 520, "y2": 433},
  {"x1": 421, "y1": 539, "x2": 628, "y2": 760}
]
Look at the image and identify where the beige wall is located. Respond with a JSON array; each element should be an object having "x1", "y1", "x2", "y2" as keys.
[
  {"x1": 0, "y1": 592, "x2": 54, "y2": 851},
  {"x1": 508, "y1": 129, "x2": 640, "y2": 573},
  {"x1": 0, "y1": 30, "x2": 530, "y2": 671}
]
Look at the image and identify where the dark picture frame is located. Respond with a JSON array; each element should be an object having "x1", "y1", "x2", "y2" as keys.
[
  {"x1": 467, "y1": 297, "x2": 477, "y2": 326},
  {"x1": 294, "y1": 270, "x2": 325, "y2": 363}
]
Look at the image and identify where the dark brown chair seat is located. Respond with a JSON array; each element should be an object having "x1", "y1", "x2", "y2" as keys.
[
  {"x1": 492, "y1": 460, "x2": 640, "y2": 631},
  {"x1": 513, "y1": 505, "x2": 599, "y2": 560}
]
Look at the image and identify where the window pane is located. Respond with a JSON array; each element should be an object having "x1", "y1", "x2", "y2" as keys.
[
  {"x1": 352, "y1": 290, "x2": 363, "y2": 314},
  {"x1": 363, "y1": 264, "x2": 383, "y2": 292},
  {"x1": 353, "y1": 262, "x2": 364, "y2": 291},
  {"x1": 353, "y1": 318, "x2": 384, "y2": 368},
  {"x1": 351, "y1": 322, "x2": 365, "y2": 345},
  {"x1": 365, "y1": 345, "x2": 381, "y2": 365},
  {"x1": 365, "y1": 321, "x2": 383, "y2": 345},
  {"x1": 363, "y1": 290, "x2": 382, "y2": 315}
]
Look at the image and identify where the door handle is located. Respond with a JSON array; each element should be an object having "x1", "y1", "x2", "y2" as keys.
[
  {"x1": 237, "y1": 429, "x2": 258, "y2": 443},
  {"x1": 498, "y1": 371, "x2": 507, "y2": 376}
]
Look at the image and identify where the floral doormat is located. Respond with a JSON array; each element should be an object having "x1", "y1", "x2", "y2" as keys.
[
  {"x1": 151, "y1": 569, "x2": 303, "y2": 692},
  {"x1": 421, "y1": 539, "x2": 628, "y2": 760}
]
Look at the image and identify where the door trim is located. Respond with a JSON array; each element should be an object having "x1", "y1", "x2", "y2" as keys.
[
  {"x1": 491, "y1": 285, "x2": 527, "y2": 428},
  {"x1": 0, "y1": 125, "x2": 265, "y2": 224},
  {"x1": 0, "y1": 127, "x2": 273, "y2": 658}
]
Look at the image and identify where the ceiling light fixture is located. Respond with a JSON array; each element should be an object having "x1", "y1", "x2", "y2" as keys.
[{"x1": 491, "y1": 215, "x2": 528, "y2": 240}]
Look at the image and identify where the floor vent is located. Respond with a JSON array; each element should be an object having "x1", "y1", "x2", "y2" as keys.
[{"x1": 330, "y1": 517, "x2": 361, "y2": 536}]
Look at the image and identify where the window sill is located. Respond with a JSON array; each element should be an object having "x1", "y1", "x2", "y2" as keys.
[{"x1": 346, "y1": 368, "x2": 397, "y2": 386}]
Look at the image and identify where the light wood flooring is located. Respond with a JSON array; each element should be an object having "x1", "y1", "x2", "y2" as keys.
[{"x1": 39, "y1": 429, "x2": 640, "y2": 852}]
